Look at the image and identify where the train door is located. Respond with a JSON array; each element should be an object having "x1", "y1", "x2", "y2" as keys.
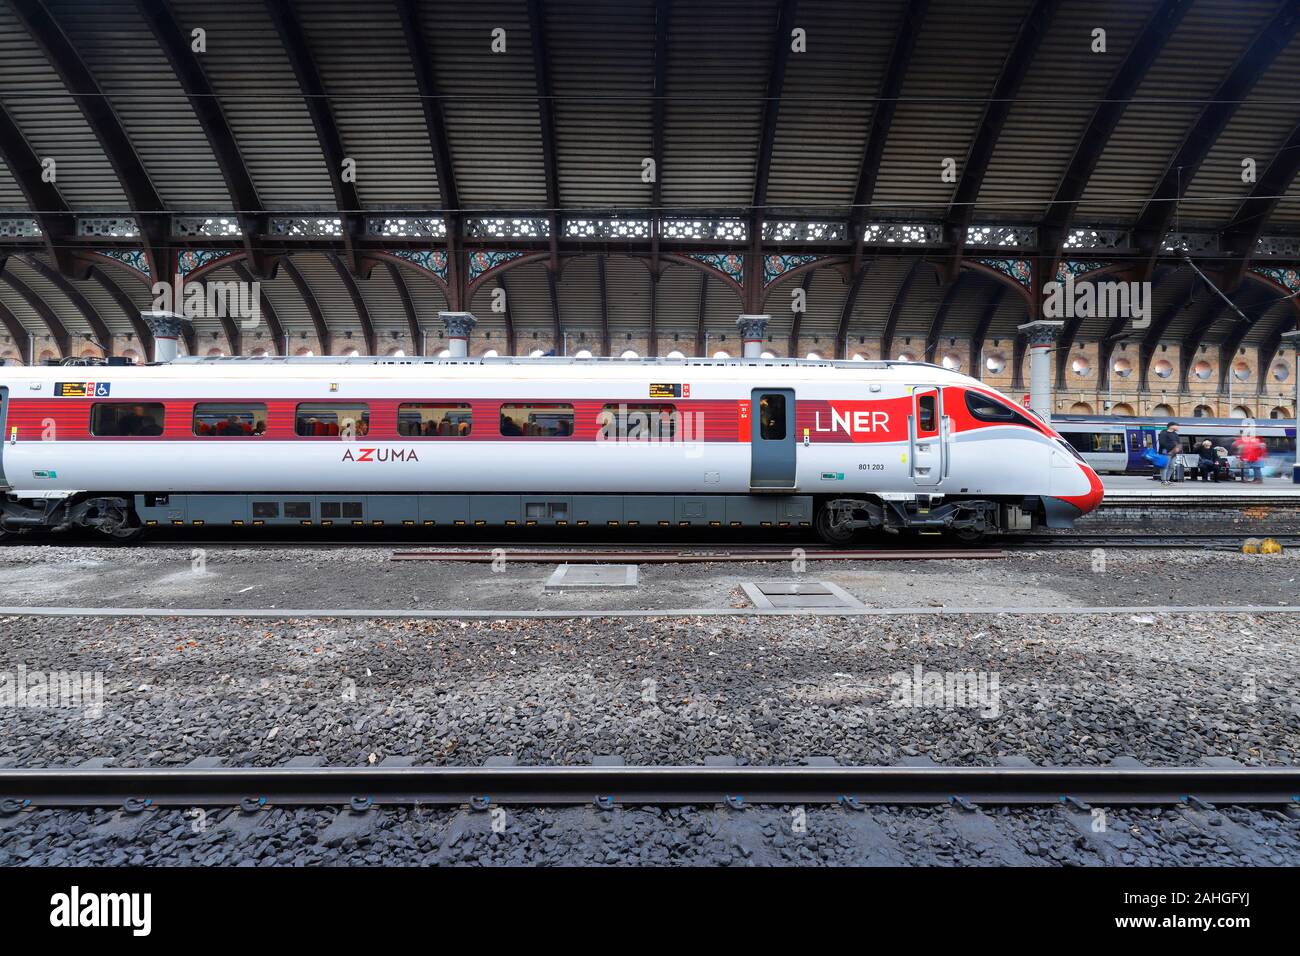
[
  {"x1": 0, "y1": 386, "x2": 7, "y2": 488},
  {"x1": 911, "y1": 387, "x2": 942, "y2": 486},
  {"x1": 750, "y1": 388, "x2": 797, "y2": 490},
  {"x1": 1126, "y1": 426, "x2": 1155, "y2": 470}
]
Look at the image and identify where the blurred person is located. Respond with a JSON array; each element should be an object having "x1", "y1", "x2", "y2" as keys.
[
  {"x1": 1240, "y1": 433, "x2": 1265, "y2": 482},
  {"x1": 117, "y1": 404, "x2": 149, "y2": 436},
  {"x1": 1157, "y1": 422, "x2": 1181, "y2": 485}
]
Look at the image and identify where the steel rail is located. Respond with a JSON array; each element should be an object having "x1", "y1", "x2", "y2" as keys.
[
  {"x1": 1, "y1": 764, "x2": 1297, "y2": 809},
  {"x1": 389, "y1": 548, "x2": 1005, "y2": 563},
  {"x1": 9, "y1": 535, "x2": 1298, "y2": 556}
]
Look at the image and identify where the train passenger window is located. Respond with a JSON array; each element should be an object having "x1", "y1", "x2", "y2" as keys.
[
  {"x1": 90, "y1": 403, "x2": 165, "y2": 437},
  {"x1": 295, "y1": 403, "x2": 370, "y2": 437},
  {"x1": 193, "y1": 402, "x2": 267, "y2": 437},
  {"x1": 1062, "y1": 432, "x2": 1123, "y2": 454},
  {"x1": 499, "y1": 403, "x2": 574, "y2": 437},
  {"x1": 397, "y1": 403, "x2": 472, "y2": 437},
  {"x1": 597, "y1": 403, "x2": 677, "y2": 440},
  {"x1": 917, "y1": 395, "x2": 936, "y2": 432},
  {"x1": 758, "y1": 394, "x2": 786, "y2": 440},
  {"x1": 964, "y1": 391, "x2": 1034, "y2": 428}
]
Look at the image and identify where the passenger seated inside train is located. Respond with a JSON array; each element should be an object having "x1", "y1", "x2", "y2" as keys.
[
  {"x1": 294, "y1": 404, "x2": 369, "y2": 437},
  {"x1": 216, "y1": 415, "x2": 251, "y2": 436},
  {"x1": 194, "y1": 404, "x2": 266, "y2": 437},
  {"x1": 95, "y1": 403, "x2": 166, "y2": 437},
  {"x1": 499, "y1": 404, "x2": 574, "y2": 437}
]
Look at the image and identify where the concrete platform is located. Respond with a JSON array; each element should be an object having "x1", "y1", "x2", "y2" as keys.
[{"x1": 1101, "y1": 475, "x2": 1300, "y2": 497}]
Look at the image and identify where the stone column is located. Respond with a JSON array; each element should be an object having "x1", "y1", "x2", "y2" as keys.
[
  {"x1": 1282, "y1": 330, "x2": 1300, "y2": 412},
  {"x1": 142, "y1": 311, "x2": 191, "y2": 363},
  {"x1": 736, "y1": 314, "x2": 770, "y2": 358},
  {"x1": 439, "y1": 312, "x2": 477, "y2": 357},
  {"x1": 1016, "y1": 320, "x2": 1064, "y2": 421},
  {"x1": 1283, "y1": 330, "x2": 1300, "y2": 482}
]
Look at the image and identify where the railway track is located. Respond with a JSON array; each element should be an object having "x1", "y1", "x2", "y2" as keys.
[
  {"x1": 8, "y1": 530, "x2": 1298, "y2": 556},
  {"x1": 387, "y1": 533, "x2": 1300, "y2": 560},
  {"x1": 2, "y1": 761, "x2": 1297, "y2": 810},
  {"x1": 1006, "y1": 533, "x2": 1300, "y2": 550}
]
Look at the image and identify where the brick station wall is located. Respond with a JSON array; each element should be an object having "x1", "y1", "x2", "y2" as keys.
[{"x1": 1064, "y1": 500, "x2": 1300, "y2": 534}]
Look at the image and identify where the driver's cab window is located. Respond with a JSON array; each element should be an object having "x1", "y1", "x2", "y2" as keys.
[{"x1": 918, "y1": 394, "x2": 936, "y2": 432}]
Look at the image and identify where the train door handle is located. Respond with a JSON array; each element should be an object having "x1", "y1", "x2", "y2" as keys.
[{"x1": 916, "y1": 442, "x2": 930, "y2": 451}]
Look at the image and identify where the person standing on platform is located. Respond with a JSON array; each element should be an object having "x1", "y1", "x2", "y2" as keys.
[
  {"x1": 1240, "y1": 433, "x2": 1265, "y2": 483},
  {"x1": 1157, "y1": 422, "x2": 1182, "y2": 485}
]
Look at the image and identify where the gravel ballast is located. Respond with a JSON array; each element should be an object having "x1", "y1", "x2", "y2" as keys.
[
  {"x1": 3, "y1": 544, "x2": 1297, "y2": 866},
  {"x1": 0, "y1": 611, "x2": 1295, "y2": 769}
]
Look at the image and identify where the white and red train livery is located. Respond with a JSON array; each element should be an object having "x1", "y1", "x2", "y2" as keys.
[{"x1": 0, "y1": 355, "x2": 1102, "y2": 542}]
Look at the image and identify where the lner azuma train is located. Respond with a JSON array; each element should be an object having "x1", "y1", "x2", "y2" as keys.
[{"x1": 0, "y1": 355, "x2": 1103, "y2": 543}]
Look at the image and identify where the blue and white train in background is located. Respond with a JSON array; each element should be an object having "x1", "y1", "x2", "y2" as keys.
[{"x1": 1055, "y1": 415, "x2": 1297, "y2": 477}]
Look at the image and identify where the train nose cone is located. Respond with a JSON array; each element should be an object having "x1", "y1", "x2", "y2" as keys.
[{"x1": 1068, "y1": 463, "x2": 1105, "y2": 515}]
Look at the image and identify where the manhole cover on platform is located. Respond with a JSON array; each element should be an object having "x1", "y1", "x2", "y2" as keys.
[
  {"x1": 544, "y1": 564, "x2": 639, "y2": 590},
  {"x1": 740, "y1": 581, "x2": 864, "y2": 610}
]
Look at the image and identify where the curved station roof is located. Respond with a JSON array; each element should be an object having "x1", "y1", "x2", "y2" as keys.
[{"x1": 0, "y1": 0, "x2": 1296, "y2": 398}]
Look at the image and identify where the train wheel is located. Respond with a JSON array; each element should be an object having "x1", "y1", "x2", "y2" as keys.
[
  {"x1": 814, "y1": 505, "x2": 857, "y2": 545},
  {"x1": 952, "y1": 526, "x2": 989, "y2": 545},
  {"x1": 93, "y1": 499, "x2": 147, "y2": 545},
  {"x1": 98, "y1": 522, "x2": 146, "y2": 544}
]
